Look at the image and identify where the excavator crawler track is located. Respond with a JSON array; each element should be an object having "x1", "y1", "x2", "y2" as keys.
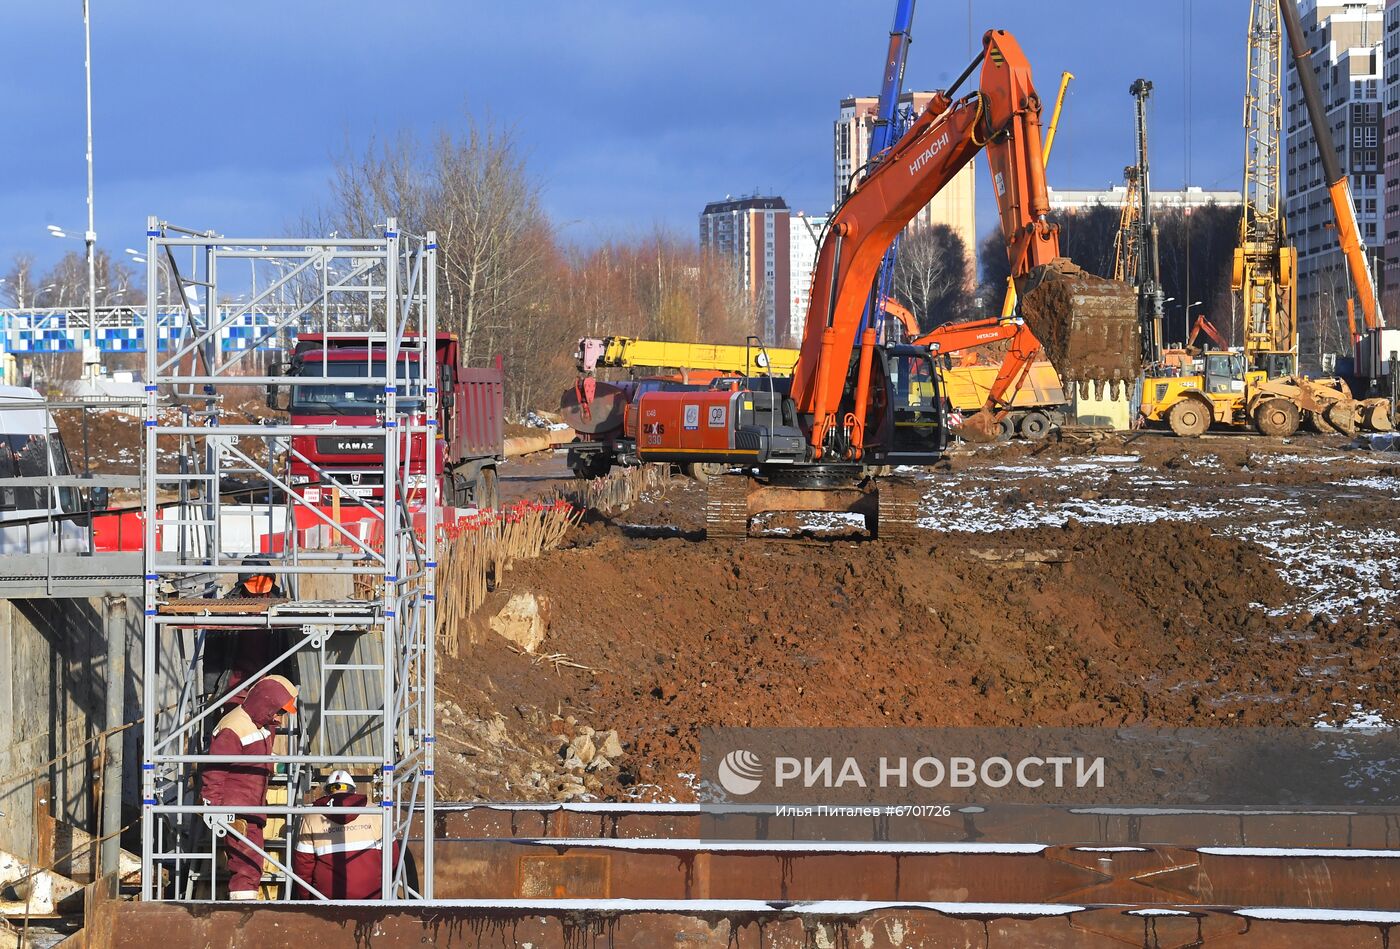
[
  {"x1": 877, "y1": 477, "x2": 925, "y2": 543},
  {"x1": 705, "y1": 475, "x2": 750, "y2": 541}
]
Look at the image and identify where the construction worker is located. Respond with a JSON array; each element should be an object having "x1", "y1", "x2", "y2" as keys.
[
  {"x1": 202, "y1": 557, "x2": 295, "y2": 710},
  {"x1": 292, "y1": 771, "x2": 398, "y2": 900},
  {"x1": 199, "y1": 674, "x2": 298, "y2": 901}
]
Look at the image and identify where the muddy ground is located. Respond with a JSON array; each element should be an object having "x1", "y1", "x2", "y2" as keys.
[{"x1": 434, "y1": 431, "x2": 1400, "y2": 802}]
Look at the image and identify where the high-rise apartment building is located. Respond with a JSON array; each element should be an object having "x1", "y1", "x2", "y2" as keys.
[
  {"x1": 1284, "y1": 0, "x2": 1385, "y2": 370},
  {"x1": 699, "y1": 196, "x2": 790, "y2": 344},
  {"x1": 1382, "y1": 0, "x2": 1400, "y2": 317},
  {"x1": 834, "y1": 93, "x2": 977, "y2": 275},
  {"x1": 788, "y1": 212, "x2": 828, "y2": 343}
]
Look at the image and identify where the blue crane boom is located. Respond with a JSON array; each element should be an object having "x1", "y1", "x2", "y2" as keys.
[{"x1": 862, "y1": 0, "x2": 918, "y2": 339}]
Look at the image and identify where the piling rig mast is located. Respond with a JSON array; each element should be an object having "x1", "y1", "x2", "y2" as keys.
[
  {"x1": 1113, "y1": 166, "x2": 1142, "y2": 284},
  {"x1": 1233, "y1": 0, "x2": 1297, "y2": 379},
  {"x1": 862, "y1": 0, "x2": 917, "y2": 340},
  {"x1": 1128, "y1": 78, "x2": 1166, "y2": 365},
  {"x1": 140, "y1": 219, "x2": 439, "y2": 900}
]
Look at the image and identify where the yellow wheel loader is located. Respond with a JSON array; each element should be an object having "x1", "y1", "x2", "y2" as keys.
[{"x1": 1141, "y1": 352, "x2": 1392, "y2": 437}]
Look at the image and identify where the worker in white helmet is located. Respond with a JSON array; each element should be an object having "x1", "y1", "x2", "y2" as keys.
[{"x1": 292, "y1": 771, "x2": 397, "y2": 899}]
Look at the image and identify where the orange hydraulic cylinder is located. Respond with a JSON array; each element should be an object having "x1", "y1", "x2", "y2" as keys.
[
  {"x1": 849, "y1": 328, "x2": 877, "y2": 459},
  {"x1": 813, "y1": 326, "x2": 839, "y2": 459}
]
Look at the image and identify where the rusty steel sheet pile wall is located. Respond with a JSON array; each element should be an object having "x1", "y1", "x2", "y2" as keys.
[{"x1": 103, "y1": 899, "x2": 1400, "y2": 948}]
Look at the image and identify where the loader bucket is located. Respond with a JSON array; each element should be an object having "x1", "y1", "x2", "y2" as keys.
[
  {"x1": 1362, "y1": 398, "x2": 1394, "y2": 432},
  {"x1": 1017, "y1": 258, "x2": 1141, "y2": 395}
]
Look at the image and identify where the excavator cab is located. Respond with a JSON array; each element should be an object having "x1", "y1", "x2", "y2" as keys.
[
  {"x1": 1255, "y1": 352, "x2": 1297, "y2": 380},
  {"x1": 867, "y1": 345, "x2": 946, "y2": 463}
]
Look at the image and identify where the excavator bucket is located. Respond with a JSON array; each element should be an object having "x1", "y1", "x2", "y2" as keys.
[
  {"x1": 1017, "y1": 258, "x2": 1141, "y2": 396},
  {"x1": 560, "y1": 378, "x2": 629, "y2": 435}
]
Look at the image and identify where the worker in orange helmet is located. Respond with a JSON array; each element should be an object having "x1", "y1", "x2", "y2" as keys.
[
  {"x1": 199, "y1": 675, "x2": 298, "y2": 900},
  {"x1": 202, "y1": 557, "x2": 296, "y2": 711}
]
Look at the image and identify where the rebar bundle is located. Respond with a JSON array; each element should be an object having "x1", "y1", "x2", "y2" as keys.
[
  {"x1": 564, "y1": 463, "x2": 672, "y2": 513},
  {"x1": 435, "y1": 499, "x2": 581, "y2": 655}
]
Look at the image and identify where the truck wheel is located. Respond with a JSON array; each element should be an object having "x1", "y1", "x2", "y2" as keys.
[
  {"x1": 994, "y1": 416, "x2": 1016, "y2": 441},
  {"x1": 441, "y1": 476, "x2": 465, "y2": 509},
  {"x1": 570, "y1": 453, "x2": 609, "y2": 480},
  {"x1": 1018, "y1": 411, "x2": 1051, "y2": 440},
  {"x1": 1166, "y1": 398, "x2": 1210, "y2": 437},
  {"x1": 1252, "y1": 398, "x2": 1299, "y2": 437},
  {"x1": 471, "y1": 467, "x2": 499, "y2": 510}
]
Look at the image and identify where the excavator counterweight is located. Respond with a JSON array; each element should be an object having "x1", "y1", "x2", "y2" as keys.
[{"x1": 1017, "y1": 259, "x2": 1141, "y2": 395}]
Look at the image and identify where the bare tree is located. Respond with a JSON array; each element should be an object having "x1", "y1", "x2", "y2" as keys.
[
  {"x1": 2, "y1": 254, "x2": 37, "y2": 307},
  {"x1": 316, "y1": 112, "x2": 757, "y2": 414},
  {"x1": 892, "y1": 224, "x2": 971, "y2": 332},
  {"x1": 321, "y1": 115, "x2": 550, "y2": 368},
  {"x1": 30, "y1": 250, "x2": 139, "y2": 308}
]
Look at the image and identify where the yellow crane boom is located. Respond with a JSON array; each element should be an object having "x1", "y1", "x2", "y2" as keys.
[{"x1": 575, "y1": 336, "x2": 799, "y2": 377}]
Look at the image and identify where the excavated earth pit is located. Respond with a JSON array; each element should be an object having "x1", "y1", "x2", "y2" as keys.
[{"x1": 435, "y1": 432, "x2": 1400, "y2": 802}]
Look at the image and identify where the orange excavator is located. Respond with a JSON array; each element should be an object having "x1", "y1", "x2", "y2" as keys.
[{"x1": 635, "y1": 30, "x2": 1139, "y2": 539}]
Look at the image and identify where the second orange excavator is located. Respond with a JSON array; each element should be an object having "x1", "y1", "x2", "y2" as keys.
[{"x1": 635, "y1": 30, "x2": 1139, "y2": 539}]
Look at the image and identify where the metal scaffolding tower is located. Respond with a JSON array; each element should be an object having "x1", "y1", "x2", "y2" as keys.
[{"x1": 139, "y1": 218, "x2": 439, "y2": 900}]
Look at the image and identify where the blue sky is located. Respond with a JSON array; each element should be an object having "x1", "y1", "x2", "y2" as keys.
[{"x1": 0, "y1": 1, "x2": 1242, "y2": 278}]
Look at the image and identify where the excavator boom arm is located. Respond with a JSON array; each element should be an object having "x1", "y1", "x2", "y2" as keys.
[
  {"x1": 793, "y1": 29, "x2": 1137, "y2": 456},
  {"x1": 794, "y1": 31, "x2": 1061, "y2": 416}
]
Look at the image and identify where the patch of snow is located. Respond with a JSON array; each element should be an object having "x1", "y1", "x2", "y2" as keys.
[
  {"x1": 1331, "y1": 476, "x2": 1400, "y2": 492},
  {"x1": 1260, "y1": 453, "x2": 1346, "y2": 465},
  {"x1": 1227, "y1": 518, "x2": 1400, "y2": 618},
  {"x1": 1315, "y1": 704, "x2": 1393, "y2": 731},
  {"x1": 1235, "y1": 907, "x2": 1400, "y2": 923}
]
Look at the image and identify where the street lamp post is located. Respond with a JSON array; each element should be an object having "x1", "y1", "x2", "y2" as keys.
[
  {"x1": 82, "y1": 0, "x2": 99, "y2": 382},
  {"x1": 1177, "y1": 300, "x2": 1204, "y2": 346}
]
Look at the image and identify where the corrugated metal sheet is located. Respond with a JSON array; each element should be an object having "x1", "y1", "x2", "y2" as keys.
[{"x1": 297, "y1": 629, "x2": 384, "y2": 767}]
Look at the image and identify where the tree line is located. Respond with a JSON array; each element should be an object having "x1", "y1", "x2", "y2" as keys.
[
  {"x1": 304, "y1": 118, "x2": 756, "y2": 415},
  {"x1": 978, "y1": 203, "x2": 1243, "y2": 344},
  {"x1": 3, "y1": 116, "x2": 758, "y2": 416}
]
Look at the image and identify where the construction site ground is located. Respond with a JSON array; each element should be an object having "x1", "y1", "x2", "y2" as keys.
[{"x1": 436, "y1": 432, "x2": 1400, "y2": 803}]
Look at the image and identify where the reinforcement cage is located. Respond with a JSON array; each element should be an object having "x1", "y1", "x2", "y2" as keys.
[{"x1": 139, "y1": 218, "x2": 439, "y2": 901}]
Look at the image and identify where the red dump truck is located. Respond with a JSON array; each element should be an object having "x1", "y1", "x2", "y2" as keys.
[{"x1": 269, "y1": 333, "x2": 505, "y2": 508}]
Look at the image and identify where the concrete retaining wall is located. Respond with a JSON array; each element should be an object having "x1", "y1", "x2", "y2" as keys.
[{"x1": 0, "y1": 596, "x2": 139, "y2": 863}]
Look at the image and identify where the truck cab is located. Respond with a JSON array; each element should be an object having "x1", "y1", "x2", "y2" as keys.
[{"x1": 271, "y1": 334, "x2": 504, "y2": 508}]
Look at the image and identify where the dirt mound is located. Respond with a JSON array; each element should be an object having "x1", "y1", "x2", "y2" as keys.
[{"x1": 432, "y1": 516, "x2": 1394, "y2": 801}]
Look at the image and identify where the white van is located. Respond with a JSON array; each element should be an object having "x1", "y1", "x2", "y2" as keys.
[{"x1": 0, "y1": 386, "x2": 87, "y2": 555}]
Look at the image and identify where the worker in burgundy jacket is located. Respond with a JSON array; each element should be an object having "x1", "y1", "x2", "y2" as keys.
[
  {"x1": 199, "y1": 674, "x2": 298, "y2": 900},
  {"x1": 292, "y1": 771, "x2": 398, "y2": 899}
]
